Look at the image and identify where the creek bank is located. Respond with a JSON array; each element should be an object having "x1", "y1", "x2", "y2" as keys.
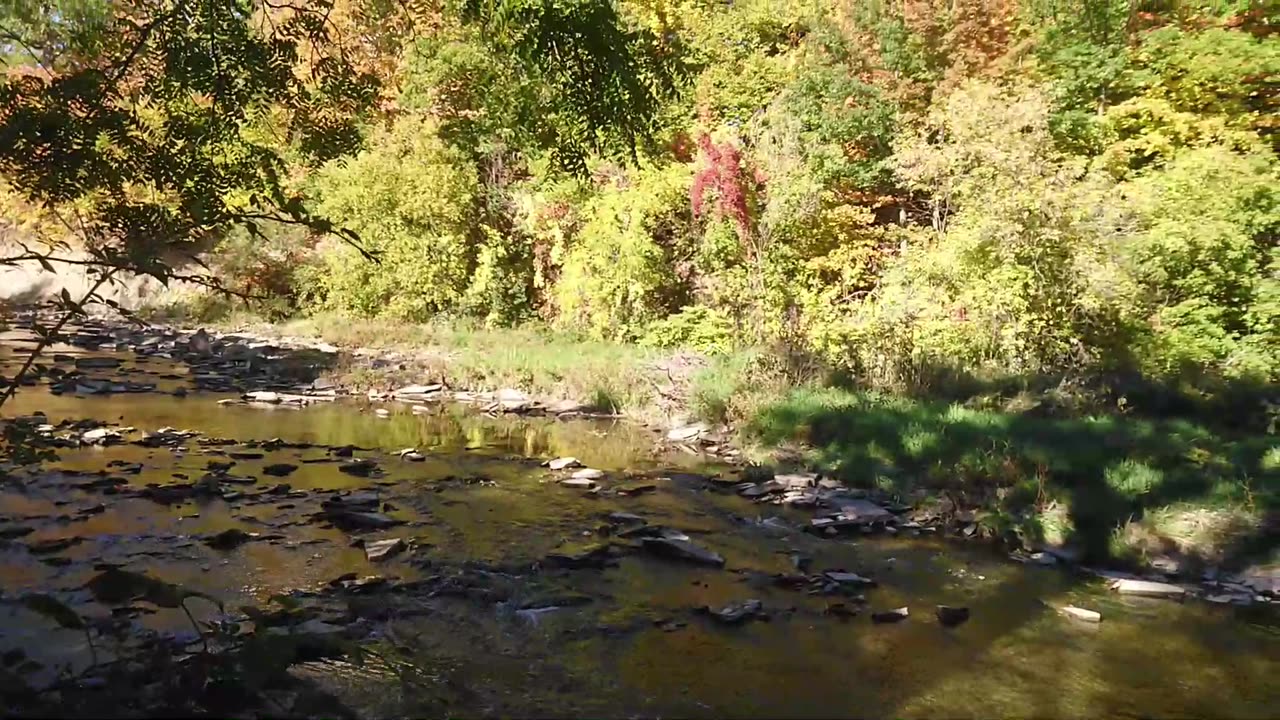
[{"x1": 3, "y1": 310, "x2": 1277, "y2": 601}]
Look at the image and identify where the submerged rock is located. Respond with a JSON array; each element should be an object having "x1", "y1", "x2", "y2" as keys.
[
  {"x1": 325, "y1": 510, "x2": 402, "y2": 530},
  {"x1": 871, "y1": 607, "x2": 909, "y2": 624},
  {"x1": 545, "y1": 544, "x2": 614, "y2": 569},
  {"x1": 700, "y1": 599, "x2": 764, "y2": 625},
  {"x1": 262, "y1": 463, "x2": 298, "y2": 477},
  {"x1": 936, "y1": 605, "x2": 970, "y2": 627},
  {"x1": 204, "y1": 528, "x2": 257, "y2": 550},
  {"x1": 640, "y1": 537, "x2": 725, "y2": 567}
]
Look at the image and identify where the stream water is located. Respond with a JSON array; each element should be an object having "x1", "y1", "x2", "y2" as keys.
[{"x1": 1, "y1": 328, "x2": 1277, "y2": 718}]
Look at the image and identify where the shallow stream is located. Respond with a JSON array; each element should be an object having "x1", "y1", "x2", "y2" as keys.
[{"x1": 1, "y1": 327, "x2": 1277, "y2": 718}]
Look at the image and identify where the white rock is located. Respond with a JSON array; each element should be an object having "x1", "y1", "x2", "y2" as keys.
[
  {"x1": 364, "y1": 537, "x2": 406, "y2": 562},
  {"x1": 1059, "y1": 605, "x2": 1102, "y2": 622},
  {"x1": 666, "y1": 424, "x2": 707, "y2": 442},
  {"x1": 1110, "y1": 579, "x2": 1186, "y2": 598},
  {"x1": 244, "y1": 391, "x2": 281, "y2": 404},
  {"x1": 570, "y1": 468, "x2": 605, "y2": 480},
  {"x1": 410, "y1": 405, "x2": 431, "y2": 414},
  {"x1": 546, "y1": 457, "x2": 582, "y2": 470},
  {"x1": 374, "y1": 408, "x2": 391, "y2": 417},
  {"x1": 398, "y1": 448, "x2": 425, "y2": 462},
  {"x1": 560, "y1": 478, "x2": 597, "y2": 489},
  {"x1": 82, "y1": 427, "x2": 121, "y2": 444}
]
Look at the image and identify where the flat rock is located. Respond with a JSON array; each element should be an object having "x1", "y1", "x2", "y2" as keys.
[
  {"x1": 545, "y1": 457, "x2": 582, "y2": 470},
  {"x1": 545, "y1": 544, "x2": 614, "y2": 569},
  {"x1": 325, "y1": 509, "x2": 402, "y2": 530},
  {"x1": 560, "y1": 478, "x2": 598, "y2": 489},
  {"x1": 824, "y1": 571, "x2": 877, "y2": 587},
  {"x1": 74, "y1": 357, "x2": 121, "y2": 369},
  {"x1": 82, "y1": 427, "x2": 123, "y2": 445},
  {"x1": 641, "y1": 537, "x2": 724, "y2": 567},
  {"x1": 244, "y1": 391, "x2": 281, "y2": 404},
  {"x1": 570, "y1": 468, "x2": 605, "y2": 480},
  {"x1": 1110, "y1": 579, "x2": 1186, "y2": 599},
  {"x1": 666, "y1": 424, "x2": 707, "y2": 442},
  {"x1": 364, "y1": 538, "x2": 406, "y2": 562},
  {"x1": 1059, "y1": 605, "x2": 1102, "y2": 622}
]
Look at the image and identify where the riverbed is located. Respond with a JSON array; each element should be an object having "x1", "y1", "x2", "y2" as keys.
[{"x1": 1, "y1": 322, "x2": 1277, "y2": 718}]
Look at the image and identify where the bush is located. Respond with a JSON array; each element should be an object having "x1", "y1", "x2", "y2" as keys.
[
  {"x1": 641, "y1": 305, "x2": 737, "y2": 354},
  {"x1": 307, "y1": 115, "x2": 480, "y2": 321},
  {"x1": 553, "y1": 163, "x2": 694, "y2": 340}
]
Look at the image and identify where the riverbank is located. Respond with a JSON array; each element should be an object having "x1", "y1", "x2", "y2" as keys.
[{"x1": 8, "y1": 306, "x2": 1280, "y2": 582}]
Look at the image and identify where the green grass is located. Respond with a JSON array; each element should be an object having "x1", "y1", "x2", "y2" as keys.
[
  {"x1": 745, "y1": 387, "x2": 1278, "y2": 568},
  {"x1": 214, "y1": 313, "x2": 687, "y2": 422}
]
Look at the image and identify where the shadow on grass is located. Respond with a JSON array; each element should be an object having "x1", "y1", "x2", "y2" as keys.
[{"x1": 748, "y1": 387, "x2": 1279, "y2": 568}]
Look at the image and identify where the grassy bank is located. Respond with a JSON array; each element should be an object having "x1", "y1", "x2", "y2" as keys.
[
  {"x1": 745, "y1": 387, "x2": 1278, "y2": 570},
  {"x1": 145, "y1": 305, "x2": 1278, "y2": 570}
]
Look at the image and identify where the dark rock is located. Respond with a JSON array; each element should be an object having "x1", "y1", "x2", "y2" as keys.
[
  {"x1": 204, "y1": 528, "x2": 257, "y2": 550},
  {"x1": 825, "y1": 602, "x2": 860, "y2": 619},
  {"x1": 338, "y1": 460, "x2": 379, "y2": 477},
  {"x1": 0, "y1": 526, "x2": 35, "y2": 540},
  {"x1": 616, "y1": 483, "x2": 657, "y2": 496},
  {"x1": 936, "y1": 605, "x2": 970, "y2": 627},
  {"x1": 262, "y1": 463, "x2": 298, "y2": 477},
  {"x1": 332, "y1": 445, "x2": 356, "y2": 458},
  {"x1": 871, "y1": 607, "x2": 909, "y2": 623},
  {"x1": 26, "y1": 536, "x2": 84, "y2": 555},
  {"x1": 641, "y1": 537, "x2": 725, "y2": 567},
  {"x1": 228, "y1": 451, "x2": 265, "y2": 460},
  {"x1": 606, "y1": 512, "x2": 646, "y2": 525},
  {"x1": 324, "y1": 509, "x2": 402, "y2": 530}
]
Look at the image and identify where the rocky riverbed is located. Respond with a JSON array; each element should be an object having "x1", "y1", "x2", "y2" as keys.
[{"x1": 1, "y1": 311, "x2": 1278, "y2": 718}]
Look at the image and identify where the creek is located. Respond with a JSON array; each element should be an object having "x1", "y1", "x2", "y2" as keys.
[{"x1": 1, "y1": 322, "x2": 1277, "y2": 718}]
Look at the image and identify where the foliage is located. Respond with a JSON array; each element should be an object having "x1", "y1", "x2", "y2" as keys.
[
  {"x1": 307, "y1": 115, "x2": 480, "y2": 321},
  {"x1": 554, "y1": 163, "x2": 694, "y2": 340},
  {"x1": 641, "y1": 305, "x2": 736, "y2": 354}
]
